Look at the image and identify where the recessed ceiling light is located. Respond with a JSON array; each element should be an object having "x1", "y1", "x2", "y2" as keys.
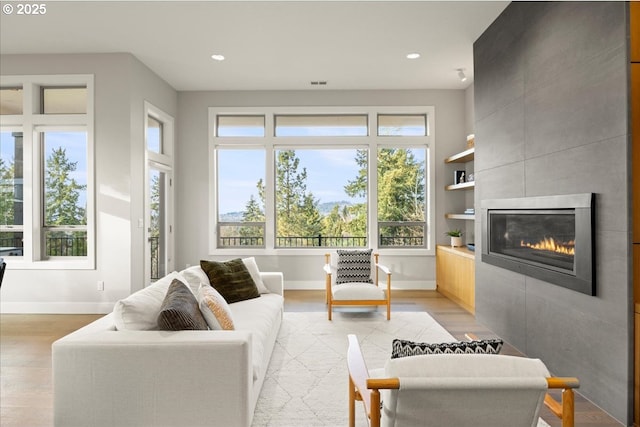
[
  {"x1": 211, "y1": 54, "x2": 225, "y2": 61},
  {"x1": 406, "y1": 53, "x2": 421, "y2": 60}
]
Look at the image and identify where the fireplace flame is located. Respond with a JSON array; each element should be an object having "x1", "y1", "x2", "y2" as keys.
[{"x1": 520, "y1": 237, "x2": 575, "y2": 255}]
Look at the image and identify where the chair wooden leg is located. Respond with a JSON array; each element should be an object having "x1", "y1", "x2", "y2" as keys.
[
  {"x1": 562, "y1": 388, "x2": 575, "y2": 427},
  {"x1": 349, "y1": 376, "x2": 356, "y2": 427},
  {"x1": 370, "y1": 389, "x2": 381, "y2": 427}
]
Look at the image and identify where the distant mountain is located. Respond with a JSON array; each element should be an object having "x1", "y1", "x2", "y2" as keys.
[
  {"x1": 220, "y1": 211, "x2": 244, "y2": 222},
  {"x1": 318, "y1": 200, "x2": 354, "y2": 215},
  {"x1": 220, "y1": 200, "x2": 355, "y2": 219}
]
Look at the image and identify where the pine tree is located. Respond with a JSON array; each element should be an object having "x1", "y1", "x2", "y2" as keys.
[
  {"x1": 44, "y1": 147, "x2": 86, "y2": 255},
  {"x1": 44, "y1": 147, "x2": 86, "y2": 226},
  {"x1": 274, "y1": 150, "x2": 321, "y2": 245}
]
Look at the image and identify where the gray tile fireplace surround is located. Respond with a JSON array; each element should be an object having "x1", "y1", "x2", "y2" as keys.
[{"x1": 473, "y1": 2, "x2": 631, "y2": 424}]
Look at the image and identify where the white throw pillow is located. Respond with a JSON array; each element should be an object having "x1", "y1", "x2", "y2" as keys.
[
  {"x1": 197, "y1": 283, "x2": 235, "y2": 330},
  {"x1": 180, "y1": 265, "x2": 210, "y2": 294},
  {"x1": 113, "y1": 272, "x2": 186, "y2": 331},
  {"x1": 242, "y1": 257, "x2": 269, "y2": 294}
]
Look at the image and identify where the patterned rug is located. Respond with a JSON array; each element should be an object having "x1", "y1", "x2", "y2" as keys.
[{"x1": 252, "y1": 311, "x2": 552, "y2": 427}]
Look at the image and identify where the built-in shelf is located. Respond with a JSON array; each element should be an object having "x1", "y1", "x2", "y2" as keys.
[
  {"x1": 444, "y1": 145, "x2": 475, "y2": 221},
  {"x1": 445, "y1": 213, "x2": 475, "y2": 220},
  {"x1": 445, "y1": 181, "x2": 475, "y2": 191},
  {"x1": 444, "y1": 147, "x2": 474, "y2": 164}
]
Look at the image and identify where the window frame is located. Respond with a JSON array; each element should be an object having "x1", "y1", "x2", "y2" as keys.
[
  {"x1": 0, "y1": 74, "x2": 95, "y2": 269},
  {"x1": 209, "y1": 106, "x2": 435, "y2": 256}
]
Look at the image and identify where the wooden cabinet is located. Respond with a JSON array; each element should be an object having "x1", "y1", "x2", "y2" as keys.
[
  {"x1": 633, "y1": 64, "x2": 640, "y2": 244},
  {"x1": 632, "y1": 2, "x2": 640, "y2": 62},
  {"x1": 633, "y1": 5, "x2": 640, "y2": 425},
  {"x1": 435, "y1": 245, "x2": 475, "y2": 314}
]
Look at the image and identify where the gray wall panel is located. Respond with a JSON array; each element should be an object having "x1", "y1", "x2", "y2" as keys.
[{"x1": 473, "y1": 2, "x2": 631, "y2": 423}]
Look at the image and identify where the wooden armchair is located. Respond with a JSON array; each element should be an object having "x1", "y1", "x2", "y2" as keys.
[
  {"x1": 347, "y1": 334, "x2": 579, "y2": 427},
  {"x1": 324, "y1": 250, "x2": 391, "y2": 320}
]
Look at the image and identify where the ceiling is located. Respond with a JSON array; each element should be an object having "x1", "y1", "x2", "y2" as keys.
[{"x1": 0, "y1": 1, "x2": 509, "y2": 91}]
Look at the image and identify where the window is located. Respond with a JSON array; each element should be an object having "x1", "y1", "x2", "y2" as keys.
[
  {"x1": 42, "y1": 130, "x2": 88, "y2": 257},
  {"x1": 210, "y1": 107, "x2": 434, "y2": 253},
  {"x1": 147, "y1": 115, "x2": 163, "y2": 153},
  {"x1": 217, "y1": 115, "x2": 265, "y2": 137},
  {"x1": 377, "y1": 147, "x2": 426, "y2": 247},
  {"x1": 275, "y1": 115, "x2": 368, "y2": 136},
  {"x1": 0, "y1": 87, "x2": 23, "y2": 115},
  {"x1": 0, "y1": 75, "x2": 94, "y2": 267},
  {"x1": 274, "y1": 148, "x2": 367, "y2": 247},
  {"x1": 0, "y1": 130, "x2": 24, "y2": 255},
  {"x1": 217, "y1": 149, "x2": 266, "y2": 248},
  {"x1": 378, "y1": 114, "x2": 426, "y2": 136},
  {"x1": 42, "y1": 87, "x2": 87, "y2": 114}
]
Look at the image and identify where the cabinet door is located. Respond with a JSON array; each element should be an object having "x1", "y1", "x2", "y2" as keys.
[
  {"x1": 632, "y1": 2, "x2": 640, "y2": 62},
  {"x1": 633, "y1": 64, "x2": 640, "y2": 243}
]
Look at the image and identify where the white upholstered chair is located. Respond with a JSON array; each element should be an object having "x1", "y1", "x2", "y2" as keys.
[
  {"x1": 323, "y1": 250, "x2": 391, "y2": 320},
  {"x1": 347, "y1": 334, "x2": 579, "y2": 427}
]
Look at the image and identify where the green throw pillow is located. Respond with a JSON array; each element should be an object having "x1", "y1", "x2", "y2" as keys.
[{"x1": 200, "y1": 258, "x2": 261, "y2": 304}]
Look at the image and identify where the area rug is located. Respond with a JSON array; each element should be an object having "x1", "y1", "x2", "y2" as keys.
[{"x1": 251, "y1": 311, "x2": 552, "y2": 427}]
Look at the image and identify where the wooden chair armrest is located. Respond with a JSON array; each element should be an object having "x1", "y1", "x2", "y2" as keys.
[
  {"x1": 375, "y1": 263, "x2": 391, "y2": 276},
  {"x1": 544, "y1": 377, "x2": 579, "y2": 427},
  {"x1": 347, "y1": 334, "x2": 372, "y2": 414},
  {"x1": 464, "y1": 332, "x2": 479, "y2": 341}
]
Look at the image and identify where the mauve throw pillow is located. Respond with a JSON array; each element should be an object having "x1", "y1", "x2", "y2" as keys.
[
  {"x1": 157, "y1": 279, "x2": 208, "y2": 331},
  {"x1": 200, "y1": 258, "x2": 261, "y2": 304}
]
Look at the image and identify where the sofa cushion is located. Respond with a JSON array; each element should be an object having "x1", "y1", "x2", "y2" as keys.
[
  {"x1": 200, "y1": 258, "x2": 260, "y2": 304},
  {"x1": 180, "y1": 265, "x2": 211, "y2": 294},
  {"x1": 113, "y1": 271, "x2": 186, "y2": 331},
  {"x1": 230, "y1": 293, "x2": 284, "y2": 381},
  {"x1": 242, "y1": 257, "x2": 269, "y2": 294},
  {"x1": 391, "y1": 338, "x2": 504, "y2": 358},
  {"x1": 336, "y1": 249, "x2": 373, "y2": 284},
  {"x1": 157, "y1": 279, "x2": 208, "y2": 331},
  {"x1": 197, "y1": 283, "x2": 235, "y2": 330}
]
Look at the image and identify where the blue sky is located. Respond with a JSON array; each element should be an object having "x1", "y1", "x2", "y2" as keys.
[
  {"x1": 0, "y1": 130, "x2": 87, "y2": 208},
  {"x1": 217, "y1": 147, "x2": 425, "y2": 215},
  {"x1": 217, "y1": 148, "x2": 365, "y2": 214}
]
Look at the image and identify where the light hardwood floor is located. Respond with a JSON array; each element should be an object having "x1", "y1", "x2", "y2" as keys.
[{"x1": 0, "y1": 290, "x2": 623, "y2": 427}]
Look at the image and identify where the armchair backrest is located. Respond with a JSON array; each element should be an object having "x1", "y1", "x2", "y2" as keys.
[{"x1": 381, "y1": 354, "x2": 550, "y2": 427}]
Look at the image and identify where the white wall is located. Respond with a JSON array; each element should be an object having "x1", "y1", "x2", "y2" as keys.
[
  {"x1": 0, "y1": 53, "x2": 177, "y2": 313},
  {"x1": 176, "y1": 89, "x2": 467, "y2": 289}
]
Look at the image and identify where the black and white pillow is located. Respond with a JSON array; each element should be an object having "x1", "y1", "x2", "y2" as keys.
[
  {"x1": 336, "y1": 249, "x2": 374, "y2": 284},
  {"x1": 391, "y1": 338, "x2": 504, "y2": 359}
]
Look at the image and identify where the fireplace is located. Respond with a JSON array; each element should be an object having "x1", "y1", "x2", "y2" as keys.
[{"x1": 480, "y1": 193, "x2": 595, "y2": 295}]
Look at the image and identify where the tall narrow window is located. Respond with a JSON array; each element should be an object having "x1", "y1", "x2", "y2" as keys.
[
  {"x1": 42, "y1": 131, "x2": 88, "y2": 257},
  {"x1": 217, "y1": 149, "x2": 266, "y2": 247},
  {"x1": 0, "y1": 130, "x2": 24, "y2": 256},
  {"x1": 377, "y1": 147, "x2": 426, "y2": 247}
]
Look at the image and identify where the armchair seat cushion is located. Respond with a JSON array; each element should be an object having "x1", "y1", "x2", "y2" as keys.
[{"x1": 332, "y1": 282, "x2": 386, "y2": 300}]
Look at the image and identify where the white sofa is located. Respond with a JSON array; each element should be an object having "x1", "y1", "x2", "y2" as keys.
[{"x1": 52, "y1": 269, "x2": 284, "y2": 427}]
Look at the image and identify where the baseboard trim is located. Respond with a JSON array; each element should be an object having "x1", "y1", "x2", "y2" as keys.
[
  {"x1": 284, "y1": 280, "x2": 436, "y2": 291},
  {"x1": 0, "y1": 302, "x2": 114, "y2": 314}
]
